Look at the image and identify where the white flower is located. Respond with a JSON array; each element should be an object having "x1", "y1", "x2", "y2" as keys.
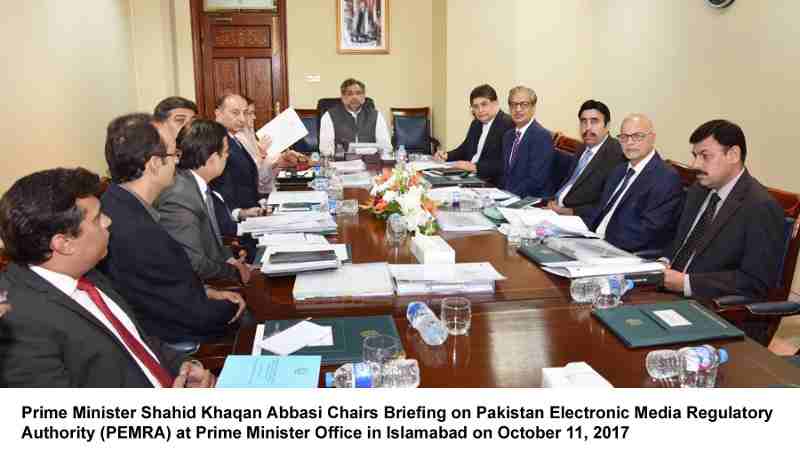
[{"x1": 382, "y1": 190, "x2": 398, "y2": 204}]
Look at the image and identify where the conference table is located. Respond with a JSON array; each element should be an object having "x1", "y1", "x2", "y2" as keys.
[{"x1": 202, "y1": 165, "x2": 800, "y2": 387}]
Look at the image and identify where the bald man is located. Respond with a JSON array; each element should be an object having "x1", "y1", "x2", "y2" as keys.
[{"x1": 583, "y1": 114, "x2": 684, "y2": 253}]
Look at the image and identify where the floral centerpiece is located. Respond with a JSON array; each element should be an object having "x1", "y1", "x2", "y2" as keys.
[{"x1": 365, "y1": 166, "x2": 438, "y2": 235}]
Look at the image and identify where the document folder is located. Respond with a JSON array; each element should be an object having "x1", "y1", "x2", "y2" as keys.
[
  {"x1": 591, "y1": 299, "x2": 745, "y2": 348},
  {"x1": 421, "y1": 172, "x2": 486, "y2": 187},
  {"x1": 255, "y1": 315, "x2": 402, "y2": 366}
]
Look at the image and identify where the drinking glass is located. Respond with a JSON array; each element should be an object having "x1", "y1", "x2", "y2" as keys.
[
  {"x1": 386, "y1": 214, "x2": 408, "y2": 245},
  {"x1": 362, "y1": 334, "x2": 403, "y2": 366},
  {"x1": 441, "y1": 297, "x2": 471, "y2": 335}
]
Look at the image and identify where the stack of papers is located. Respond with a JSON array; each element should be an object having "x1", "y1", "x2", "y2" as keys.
[
  {"x1": 256, "y1": 320, "x2": 333, "y2": 355},
  {"x1": 539, "y1": 261, "x2": 666, "y2": 279},
  {"x1": 293, "y1": 262, "x2": 395, "y2": 300},
  {"x1": 389, "y1": 262, "x2": 505, "y2": 296},
  {"x1": 329, "y1": 159, "x2": 367, "y2": 174},
  {"x1": 348, "y1": 142, "x2": 383, "y2": 154},
  {"x1": 435, "y1": 210, "x2": 496, "y2": 232},
  {"x1": 408, "y1": 161, "x2": 449, "y2": 172},
  {"x1": 216, "y1": 355, "x2": 321, "y2": 388},
  {"x1": 541, "y1": 362, "x2": 613, "y2": 388},
  {"x1": 266, "y1": 191, "x2": 328, "y2": 212},
  {"x1": 257, "y1": 233, "x2": 329, "y2": 247},
  {"x1": 260, "y1": 243, "x2": 351, "y2": 276},
  {"x1": 498, "y1": 207, "x2": 598, "y2": 238},
  {"x1": 237, "y1": 212, "x2": 337, "y2": 236},
  {"x1": 542, "y1": 237, "x2": 641, "y2": 265},
  {"x1": 471, "y1": 187, "x2": 516, "y2": 201},
  {"x1": 339, "y1": 171, "x2": 374, "y2": 188},
  {"x1": 255, "y1": 107, "x2": 309, "y2": 154}
]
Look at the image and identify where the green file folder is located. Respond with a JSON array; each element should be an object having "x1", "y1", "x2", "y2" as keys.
[
  {"x1": 259, "y1": 315, "x2": 402, "y2": 365},
  {"x1": 592, "y1": 299, "x2": 745, "y2": 348}
]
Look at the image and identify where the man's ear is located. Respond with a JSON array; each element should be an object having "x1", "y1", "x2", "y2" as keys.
[
  {"x1": 144, "y1": 155, "x2": 162, "y2": 176},
  {"x1": 50, "y1": 233, "x2": 75, "y2": 257},
  {"x1": 727, "y1": 145, "x2": 742, "y2": 164}
]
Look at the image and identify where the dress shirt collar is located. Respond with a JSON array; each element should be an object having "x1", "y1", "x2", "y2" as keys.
[
  {"x1": 190, "y1": 170, "x2": 209, "y2": 201},
  {"x1": 29, "y1": 265, "x2": 79, "y2": 298},
  {"x1": 586, "y1": 134, "x2": 609, "y2": 154},
  {"x1": 481, "y1": 115, "x2": 496, "y2": 130},
  {"x1": 713, "y1": 168, "x2": 745, "y2": 204},
  {"x1": 514, "y1": 118, "x2": 534, "y2": 138},
  {"x1": 119, "y1": 184, "x2": 160, "y2": 222}
]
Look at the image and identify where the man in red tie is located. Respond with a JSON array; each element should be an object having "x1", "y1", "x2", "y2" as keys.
[{"x1": 0, "y1": 167, "x2": 215, "y2": 387}]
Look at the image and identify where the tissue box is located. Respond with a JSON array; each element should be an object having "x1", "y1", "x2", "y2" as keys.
[
  {"x1": 411, "y1": 234, "x2": 455, "y2": 264},
  {"x1": 541, "y1": 362, "x2": 614, "y2": 388}
]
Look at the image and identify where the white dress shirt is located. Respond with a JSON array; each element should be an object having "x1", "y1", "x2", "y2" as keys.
[
  {"x1": 557, "y1": 134, "x2": 608, "y2": 206},
  {"x1": 190, "y1": 170, "x2": 209, "y2": 204},
  {"x1": 508, "y1": 119, "x2": 534, "y2": 164},
  {"x1": 596, "y1": 149, "x2": 657, "y2": 237},
  {"x1": 29, "y1": 266, "x2": 165, "y2": 388},
  {"x1": 680, "y1": 168, "x2": 746, "y2": 296},
  {"x1": 471, "y1": 116, "x2": 496, "y2": 164},
  {"x1": 319, "y1": 109, "x2": 392, "y2": 155}
]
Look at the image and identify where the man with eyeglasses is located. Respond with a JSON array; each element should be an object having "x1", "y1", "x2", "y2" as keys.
[
  {"x1": 584, "y1": 113, "x2": 683, "y2": 253},
  {"x1": 501, "y1": 86, "x2": 557, "y2": 197},
  {"x1": 662, "y1": 120, "x2": 783, "y2": 311},
  {"x1": 319, "y1": 78, "x2": 391, "y2": 155},
  {"x1": 433, "y1": 84, "x2": 514, "y2": 186},
  {"x1": 155, "y1": 119, "x2": 251, "y2": 285},
  {"x1": 100, "y1": 114, "x2": 247, "y2": 345},
  {"x1": 547, "y1": 100, "x2": 626, "y2": 217}
]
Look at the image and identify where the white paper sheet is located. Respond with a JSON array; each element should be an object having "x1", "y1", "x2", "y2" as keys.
[
  {"x1": 267, "y1": 191, "x2": 328, "y2": 206},
  {"x1": 434, "y1": 211, "x2": 496, "y2": 232},
  {"x1": 256, "y1": 107, "x2": 309, "y2": 153},
  {"x1": 330, "y1": 159, "x2": 367, "y2": 173},
  {"x1": 293, "y1": 262, "x2": 394, "y2": 300},
  {"x1": 256, "y1": 320, "x2": 331, "y2": 356},
  {"x1": 539, "y1": 261, "x2": 665, "y2": 278},
  {"x1": 389, "y1": 262, "x2": 506, "y2": 283}
]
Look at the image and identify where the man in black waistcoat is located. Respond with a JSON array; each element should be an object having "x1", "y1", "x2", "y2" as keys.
[{"x1": 319, "y1": 78, "x2": 391, "y2": 155}]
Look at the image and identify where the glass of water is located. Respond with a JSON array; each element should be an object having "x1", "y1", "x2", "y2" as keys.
[
  {"x1": 362, "y1": 334, "x2": 403, "y2": 366},
  {"x1": 507, "y1": 225, "x2": 523, "y2": 247},
  {"x1": 386, "y1": 213, "x2": 408, "y2": 245},
  {"x1": 441, "y1": 297, "x2": 471, "y2": 335}
]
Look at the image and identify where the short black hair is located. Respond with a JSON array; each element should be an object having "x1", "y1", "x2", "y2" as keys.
[
  {"x1": 0, "y1": 167, "x2": 101, "y2": 265},
  {"x1": 578, "y1": 100, "x2": 611, "y2": 126},
  {"x1": 153, "y1": 96, "x2": 198, "y2": 122},
  {"x1": 105, "y1": 113, "x2": 166, "y2": 183},
  {"x1": 689, "y1": 119, "x2": 747, "y2": 164},
  {"x1": 177, "y1": 119, "x2": 228, "y2": 170},
  {"x1": 470, "y1": 84, "x2": 498, "y2": 104},
  {"x1": 340, "y1": 78, "x2": 366, "y2": 94}
]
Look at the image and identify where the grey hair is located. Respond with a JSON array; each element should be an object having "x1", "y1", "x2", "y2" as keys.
[{"x1": 508, "y1": 86, "x2": 538, "y2": 106}]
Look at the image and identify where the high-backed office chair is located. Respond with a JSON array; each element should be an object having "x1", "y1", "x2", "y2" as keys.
[
  {"x1": 293, "y1": 108, "x2": 319, "y2": 154},
  {"x1": 666, "y1": 159, "x2": 800, "y2": 347},
  {"x1": 316, "y1": 97, "x2": 377, "y2": 149},
  {"x1": 390, "y1": 107, "x2": 440, "y2": 154},
  {"x1": 550, "y1": 131, "x2": 581, "y2": 192}
]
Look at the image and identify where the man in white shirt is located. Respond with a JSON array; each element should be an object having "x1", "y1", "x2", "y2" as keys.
[
  {"x1": 319, "y1": 78, "x2": 391, "y2": 155},
  {"x1": 0, "y1": 167, "x2": 215, "y2": 387},
  {"x1": 585, "y1": 113, "x2": 683, "y2": 253}
]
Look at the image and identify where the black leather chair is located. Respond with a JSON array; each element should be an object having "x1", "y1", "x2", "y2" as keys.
[
  {"x1": 391, "y1": 107, "x2": 439, "y2": 154},
  {"x1": 293, "y1": 108, "x2": 319, "y2": 154}
]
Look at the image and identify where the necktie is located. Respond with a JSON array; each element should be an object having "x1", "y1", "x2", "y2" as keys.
[
  {"x1": 555, "y1": 148, "x2": 593, "y2": 200},
  {"x1": 508, "y1": 131, "x2": 522, "y2": 164},
  {"x1": 597, "y1": 167, "x2": 636, "y2": 222},
  {"x1": 205, "y1": 187, "x2": 223, "y2": 243},
  {"x1": 670, "y1": 192, "x2": 721, "y2": 272},
  {"x1": 77, "y1": 277, "x2": 173, "y2": 388}
]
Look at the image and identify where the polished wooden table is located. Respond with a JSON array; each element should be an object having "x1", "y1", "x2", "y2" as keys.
[{"x1": 233, "y1": 301, "x2": 800, "y2": 388}]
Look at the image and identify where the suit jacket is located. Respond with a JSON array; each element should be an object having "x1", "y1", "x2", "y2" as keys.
[
  {"x1": 0, "y1": 264, "x2": 183, "y2": 387},
  {"x1": 559, "y1": 136, "x2": 627, "y2": 218},
  {"x1": 210, "y1": 134, "x2": 259, "y2": 210},
  {"x1": 100, "y1": 184, "x2": 236, "y2": 342},
  {"x1": 586, "y1": 152, "x2": 684, "y2": 253},
  {"x1": 156, "y1": 169, "x2": 236, "y2": 282},
  {"x1": 501, "y1": 119, "x2": 557, "y2": 197},
  {"x1": 667, "y1": 170, "x2": 784, "y2": 299},
  {"x1": 447, "y1": 111, "x2": 514, "y2": 186}
]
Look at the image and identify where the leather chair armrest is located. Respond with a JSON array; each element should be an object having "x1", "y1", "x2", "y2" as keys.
[
  {"x1": 713, "y1": 295, "x2": 760, "y2": 308},
  {"x1": 745, "y1": 301, "x2": 800, "y2": 317}
]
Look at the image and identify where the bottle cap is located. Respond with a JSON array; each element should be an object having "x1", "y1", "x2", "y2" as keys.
[
  {"x1": 717, "y1": 348, "x2": 729, "y2": 364},
  {"x1": 324, "y1": 372, "x2": 335, "y2": 387}
]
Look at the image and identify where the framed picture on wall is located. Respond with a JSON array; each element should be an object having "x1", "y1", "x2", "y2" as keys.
[{"x1": 337, "y1": 0, "x2": 390, "y2": 54}]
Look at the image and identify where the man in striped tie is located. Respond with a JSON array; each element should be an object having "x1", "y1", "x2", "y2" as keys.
[{"x1": 0, "y1": 168, "x2": 215, "y2": 387}]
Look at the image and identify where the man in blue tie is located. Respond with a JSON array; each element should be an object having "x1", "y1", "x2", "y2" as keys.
[
  {"x1": 584, "y1": 113, "x2": 684, "y2": 253},
  {"x1": 547, "y1": 100, "x2": 626, "y2": 217},
  {"x1": 501, "y1": 86, "x2": 557, "y2": 197}
]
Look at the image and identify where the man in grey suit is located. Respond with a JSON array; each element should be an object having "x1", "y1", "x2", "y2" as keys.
[{"x1": 156, "y1": 119, "x2": 251, "y2": 284}]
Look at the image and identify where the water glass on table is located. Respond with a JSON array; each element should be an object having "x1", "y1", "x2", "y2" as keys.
[
  {"x1": 362, "y1": 334, "x2": 403, "y2": 367},
  {"x1": 441, "y1": 297, "x2": 472, "y2": 335},
  {"x1": 386, "y1": 213, "x2": 408, "y2": 245}
]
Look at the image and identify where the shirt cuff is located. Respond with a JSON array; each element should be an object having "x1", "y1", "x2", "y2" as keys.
[
  {"x1": 231, "y1": 208, "x2": 241, "y2": 222},
  {"x1": 683, "y1": 274, "x2": 692, "y2": 297}
]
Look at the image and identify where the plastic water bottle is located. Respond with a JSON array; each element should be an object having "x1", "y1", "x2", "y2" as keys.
[
  {"x1": 325, "y1": 362, "x2": 381, "y2": 388},
  {"x1": 379, "y1": 359, "x2": 421, "y2": 388},
  {"x1": 677, "y1": 344, "x2": 729, "y2": 388},
  {"x1": 645, "y1": 349, "x2": 681, "y2": 380},
  {"x1": 397, "y1": 145, "x2": 407, "y2": 164},
  {"x1": 569, "y1": 275, "x2": 633, "y2": 304},
  {"x1": 406, "y1": 302, "x2": 448, "y2": 346},
  {"x1": 451, "y1": 190, "x2": 461, "y2": 210}
]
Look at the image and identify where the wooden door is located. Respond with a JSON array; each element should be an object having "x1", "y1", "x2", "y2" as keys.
[{"x1": 190, "y1": 0, "x2": 288, "y2": 129}]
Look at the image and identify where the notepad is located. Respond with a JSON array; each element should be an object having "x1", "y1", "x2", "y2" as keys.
[{"x1": 216, "y1": 356, "x2": 321, "y2": 388}]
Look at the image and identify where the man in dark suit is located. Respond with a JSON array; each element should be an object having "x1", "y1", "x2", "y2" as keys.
[
  {"x1": 585, "y1": 114, "x2": 684, "y2": 253},
  {"x1": 0, "y1": 167, "x2": 215, "y2": 387},
  {"x1": 156, "y1": 119, "x2": 251, "y2": 283},
  {"x1": 100, "y1": 114, "x2": 246, "y2": 344},
  {"x1": 663, "y1": 119, "x2": 784, "y2": 301},
  {"x1": 434, "y1": 84, "x2": 514, "y2": 186},
  {"x1": 501, "y1": 86, "x2": 558, "y2": 197},
  {"x1": 153, "y1": 96, "x2": 197, "y2": 138},
  {"x1": 547, "y1": 100, "x2": 627, "y2": 218},
  {"x1": 210, "y1": 94, "x2": 268, "y2": 216}
]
